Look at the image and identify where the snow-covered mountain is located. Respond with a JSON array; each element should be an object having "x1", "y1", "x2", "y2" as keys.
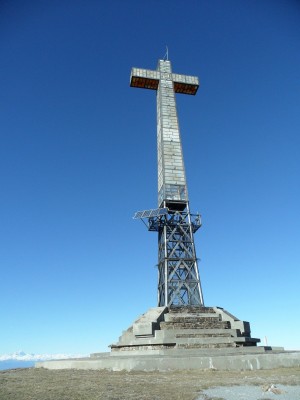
[{"x1": 0, "y1": 350, "x2": 87, "y2": 362}]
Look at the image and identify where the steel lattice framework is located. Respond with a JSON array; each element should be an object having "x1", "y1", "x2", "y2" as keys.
[{"x1": 131, "y1": 59, "x2": 204, "y2": 307}]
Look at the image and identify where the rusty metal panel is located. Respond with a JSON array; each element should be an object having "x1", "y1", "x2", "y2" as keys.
[{"x1": 130, "y1": 68, "x2": 160, "y2": 90}]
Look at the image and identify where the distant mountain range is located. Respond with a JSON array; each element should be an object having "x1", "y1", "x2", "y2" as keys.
[{"x1": 0, "y1": 351, "x2": 87, "y2": 371}]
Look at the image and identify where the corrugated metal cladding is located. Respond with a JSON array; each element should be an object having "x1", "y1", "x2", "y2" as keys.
[
  {"x1": 156, "y1": 60, "x2": 188, "y2": 205},
  {"x1": 130, "y1": 60, "x2": 199, "y2": 205}
]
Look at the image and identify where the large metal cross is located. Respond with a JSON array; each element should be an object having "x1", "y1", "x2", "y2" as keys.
[
  {"x1": 130, "y1": 59, "x2": 199, "y2": 208},
  {"x1": 130, "y1": 59, "x2": 204, "y2": 307}
]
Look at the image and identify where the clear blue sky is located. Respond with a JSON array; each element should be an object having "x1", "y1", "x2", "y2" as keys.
[{"x1": 1, "y1": 0, "x2": 299, "y2": 355}]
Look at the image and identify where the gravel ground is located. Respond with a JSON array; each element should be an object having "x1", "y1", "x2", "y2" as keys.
[
  {"x1": 198, "y1": 384, "x2": 300, "y2": 399},
  {"x1": 0, "y1": 367, "x2": 299, "y2": 400}
]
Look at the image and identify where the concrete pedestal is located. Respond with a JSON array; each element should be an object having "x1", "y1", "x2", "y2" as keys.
[{"x1": 36, "y1": 306, "x2": 300, "y2": 371}]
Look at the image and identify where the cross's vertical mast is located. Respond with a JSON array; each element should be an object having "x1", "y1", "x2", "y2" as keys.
[
  {"x1": 131, "y1": 59, "x2": 204, "y2": 307},
  {"x1": 156, "y1": 60, "x2": 188, "y2": 207}
]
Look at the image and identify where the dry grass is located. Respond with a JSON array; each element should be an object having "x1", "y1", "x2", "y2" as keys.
[{"x1": 0, "y1": 367, "x2": 299, "y2": 400}]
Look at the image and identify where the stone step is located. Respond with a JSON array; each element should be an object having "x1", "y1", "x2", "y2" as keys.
[
  {"x1": 162, "y1": 328, "x2": 238, "y2": 336},
  {"x1": 159, "y1": 345, "x2": 283, "y2": 357},
  {"x1": 177, "y1": 342, "x2": 236, "y2": 349},
  {"x1": 164, "y1": 315, "x2": 220, "y2": 323},
  {"x1": 175, "y1": 336, "x2": 237, "y2": 345},
  {"x1": 175, "y1": 332, "x2": 232, "y2": 338},
  {"x1": 169, "y1": 306, "x2": 216, "y2": 314},
  {"x1": 235, "y1": 337, "x2": 261, "y2": 345},
  {"x1": 160, "y1": 320, "x2": 231, "y2": 330},
  {"x1": 165, "y1": 316, "x2": 223, "y2": 324},
  {"x1": 111, "y1": 344, "x2": 175, "y2": 353}
]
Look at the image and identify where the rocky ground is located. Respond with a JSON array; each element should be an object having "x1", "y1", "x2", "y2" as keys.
[{"x1": 0, "y1": 367, "x2": 299, "y2": 400}]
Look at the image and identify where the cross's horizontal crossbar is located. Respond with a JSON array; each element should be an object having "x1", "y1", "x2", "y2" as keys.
[{"x1": 130, "y1": 67, "x2": 199, "y2": 95}]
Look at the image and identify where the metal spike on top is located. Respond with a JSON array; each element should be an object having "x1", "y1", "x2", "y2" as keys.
[{"x1": 163, "y1": 46, "x2": 169, "y2": 61}]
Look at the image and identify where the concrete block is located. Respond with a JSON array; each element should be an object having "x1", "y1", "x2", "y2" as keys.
[
  {"x1": 132, "y1": 307, "x2": 167, "y2": 337},
  {"x1": 214, "y1": 307, "x2": 252, "y2": 336},
  {"x1": 36, "y1": 351, "x2": 300, "y2": 371}
]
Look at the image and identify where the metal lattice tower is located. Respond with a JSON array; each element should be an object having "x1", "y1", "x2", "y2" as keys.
[{"x1": 131, "y1": 59, "x2": 204, "y2": 307}]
